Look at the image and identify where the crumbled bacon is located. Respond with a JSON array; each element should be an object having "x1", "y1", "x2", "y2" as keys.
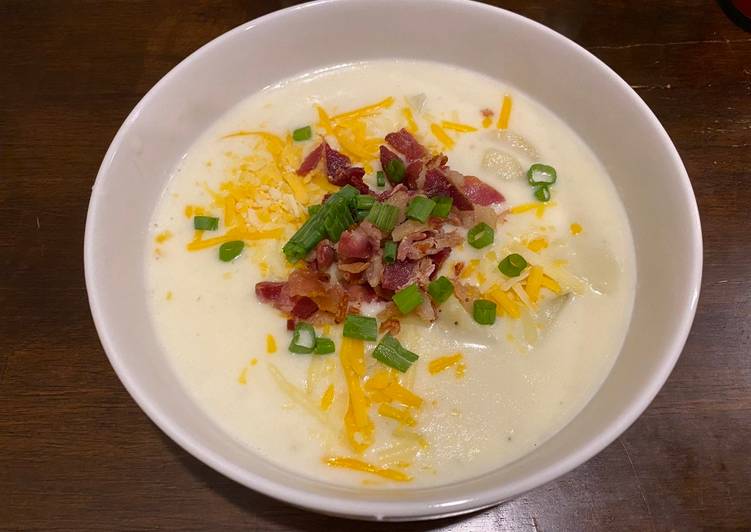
[
  {"x1": 429, "y1": 248, "x2": 451, "y2": 279},
  {"x1": 381, "y1": 260, "x2": 417, "y2": 291},
  {"x1": 380, "y1": 318, "x2": 401, "y2": 335},
  {"x1": 297, "y1": 141, "x2": 369, "y2": 193},
  {"x1": 404, "y1": 160, "x2": 424, "y2": 190},
  {"x1": 337, "y1": 221, "x2": 381, "y2": 261},
  {"x1": 424, "y1": 168, "x2": 474, "y2": 210},
  {"x1": 291, "y1": 296, "x2": 318, "y2": 319},
  {"x1": 306, "y1": 239, "x2": 336, "y2": 271},
  {"x1": 461, "y1": 175, "x2": 506, "y2": 206},
  {"x1": 386, "y1": 128, "x2": 428, "y2": 161},
  {"x1": 296, "y1": 143, "x2": 324, "y2": 176},
  {"x1": 415, "y1": 292, "x2": 437, "y2": 322},
  {"x1": 481, "y1": 108, "x2": 494, "y2": 118}
]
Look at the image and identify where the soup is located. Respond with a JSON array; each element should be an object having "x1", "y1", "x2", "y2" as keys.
[{"x1": 147, "y1": 60, "x2": 635, "y2": 487}]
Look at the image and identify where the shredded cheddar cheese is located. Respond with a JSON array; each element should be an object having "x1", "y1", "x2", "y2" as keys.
[
  {"x1": 186, "y1": 228, "x2": 283, "y2": 251},
  {"x1": 542, "y1": 274, "x2": 562, "y2": 293},
  {"x1": 238, "y1": 367, "x2": 248, "y2": 385},
  {"x1": 526, "y1": 237, "x2": 549, "y2": 252},
  {"x1": 482, "y1": 115, "x2": 493, "y2": 128},
  {"x1": 525, "y1": 265, "x2": 544, "y2": 302},
  {"x1": 383, "y1": 381, "x2": 423, "y2": 408},
  {"x1": 324, "y1": 457, "x2": 411, "y2": 482},
  {"x1": 154, "y1": 230, "x2": 172, "y2": 244},
  {"x1": 428, "y1": 353, "x2": 464, "y2": 374},
  {"x1": 165, "y1": 291, "x2": 173, "y2": 301},
  {"x1": 570, "y1": 222, "x2": 583, "y2": 235},
  {"x1": 440, "y1": 120, "x2": 477, "y2": 133},
  {"x1": 331, "y1": 96, "x2": 394, "y2": 122},
  {"x1": 266, "y1": 334, "x2": 277, "y2": 354},
  {"x1": 340, "y1": 338, "x2": 374, "y2": 452},
  {"x1": 320, "y1": 384, "x2": 335, "y2": 411},
  {"x1": 487, "y1": 286, "x2": 521, "y2": 319},
  {"x1": 402, "y1": 107, "x2": 418, "y2": 133},
  {"x1": 430, "y1": 123, "x2": 455, "y2": 149},
  {"x1": 497, "y1": 94, "x2": 512, "y2": 129},
  {"x1": 378, "y1": 404, "x2": 416, "y2": 426}
]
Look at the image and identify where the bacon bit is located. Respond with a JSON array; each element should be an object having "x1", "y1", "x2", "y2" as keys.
[
  {"x1": 379, "y1": 318, "x2": 401, "y2": 335},
  {"x1": 338, "y1": 223, "x2": 381, "y2": 261},
  {"x1": 296, "y1": 143, "x2": 324, "y2": 175},
  {"x1": 381, "y1": 260, "x2": 417, "y2": 291},
  {"x1": 324, "y1": 457, "x2": 411, "y2": 482},
  {"x1": 385, "y1": 128, "x2": 428, "y2": 161},
  {"x1": 481, "y1": 108, "x2": 494, "y2": 117},
  {"x1": 286, "y1": 318, "x2": 296, "y2": 331},
  {"x1": 453, "y1": 261, "x2": 465, "y2": 276},
  {"x1": 404, "y1": 160, "x2": 424, "y2": 190},
  {"x1": 291, "y1": 296, "x2": 319, "y2": 319},
  {"x1": 461, "y1": 175, "x2": 505, "y2": 206},
  {"x1": 346, "y1": 284, "x2": 379, "y2": 304},
  {"x1": 428, "y1": 247, "x2": 451, "y2": 279},
  {"x1": 312, "y1": 240, "x2": 336, "y2": 270},
  {"x1": 423, "y1": 168, "x2": 474, "y2": 210}
]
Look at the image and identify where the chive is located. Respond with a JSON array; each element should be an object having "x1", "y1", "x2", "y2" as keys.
[
  {"x1": 527, "y1": 163, "x2": 557, "y2": 186},
  {"x1": 372, "y1": 334, "x2": 418, "y2": 373},
  {"x1": 498, "y1": 253, "x2": 528, "y2": 277},
  {"x1": 366, "y1": 202, "x2": 399, "y2": 234},
  {"x1": 386, "y1": 158, "x2": 406, "y2": 183},
  {"x1": 193, "y1": 215, "x2": 219, "y2": 231},
  {"x1": 219, "y1": 240, "x2": 244, "y2": 262},
  {"x1": 534, "y1": 184, "x2": 551, "y2": 202},
  {"x1": 473, "y1": 299, "x2": 497, "y2": 325},
  {"x1": 292, "y1": 125, "x2": 312, "y2": 142},
  {"x1": 376, "y1": 170, "x2": 386, "y2": 187},
  {"x1": 383, "y1": 240, "x2": 397, "y2": 264},
  {"x1": 356, "y1": 194, "x2": 375, "y2": 210},
  {"x1": 406, "y1": 196, "x2": 437, "y2": 223},
  {"x1": 427, "y1": 276, "x2": 453, "y2": 304},
  {"x1": 467, "y1": 222, "x2": 494, "y2": 249},
  {"x1": 314, "y1": 337, "x2": 335, "y2": 355},
  {"x1": 323, "y1": 196, "x2": 355, "y2": 242},
  {"x1": 356, "y1": 210, "x2": 369, "y2": 222},
  {"x1": 392, "y1": 283, "x2": 423, "y2": 314},
  {"x1": 283, "y1": 185, "x2": 359, "y2": 262},
  {"x1": 308, "y1": 204, "x2": 322, "y2": 216},
  {"x1": 289, "y1": 322, "x2": 316, "y2": 354},
  {"x1": 431, "y1": 196, "x2": 453, "y2": 218},
  {"x1": 343, "y1": 314, "x2": 378, "y2": 341}
]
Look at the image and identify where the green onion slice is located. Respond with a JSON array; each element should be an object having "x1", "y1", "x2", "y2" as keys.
[
  {"x1": 366, "y1": 202, "x2": 399, "y2": 234},
  {"x1": 473, "y1": 299, "x2": 497, "y2": 325},
  {"x1": 289, "y1": 322, "x2": 316, "y2": 354},
  {"x1": 342, "y1": 314, "x2": 378, "y2": 341},
  {"x1": 406, "y1": 196, "x2": 437, "y2": 223},
  {"x1": 376, "y1": 170, "x2": 386, "y2": 187},
  {"x1": 467, "y1": 222, "x2": 494, "y2": 249},
  {"x1": 534, "y1": 184, "x2": 551, "y2": 202},
  {"x1": 431, "y1": 196, "x2": 453, "y2": 218},
  {"x1": 356, "y1": 194, "x2": 375, "y2": 210},
  {"x1": 308, "y1": 204, "x2": 322, "y2": 217},
  {"x1": 498, "y1": 253, "x2": 528, "y2": 277},
  {"x1": 383, "y1": 240, "x2": 397, "y2": 264},
  {"x1": 392, "y1": 284, "x2": 423, "y2": 314},
  {"x1": 193, "y1": 215, "x2": 219, "y2": 231},
  {"x1": 219, "y1": 240, "x2": 244, "y2": 262},
  {"x1": 527, "y1": 163, "x2": 557, "y2": 186},
  {"x1": 427, "y1": 276, "x2": 454, "y2": 304},
  {"x1": 314, "y1": 337, "x2": 336, "y2": 355},
  {"x1": 386, "y1": 158, "x2": 406, "y2": 183},
  {"x1": 292, "y1": 125, "x2": 312, "y2": 142},
  {"x1": 372, "y1": 334, "x2": 419, "y2": 373}
]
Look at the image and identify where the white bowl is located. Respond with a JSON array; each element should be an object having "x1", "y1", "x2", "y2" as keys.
[{"x1": 85, "y1": 0, "x2": 701, "y2": 521}]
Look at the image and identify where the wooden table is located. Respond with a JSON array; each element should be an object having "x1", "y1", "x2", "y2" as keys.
[{"x1": 2, "y1": 1, "x2": 750, "y2": 529}]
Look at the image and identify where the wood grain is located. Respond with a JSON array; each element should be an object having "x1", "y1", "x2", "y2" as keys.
[{"x1": 1, "y1": 1, "x2": 750, "y2": 530}]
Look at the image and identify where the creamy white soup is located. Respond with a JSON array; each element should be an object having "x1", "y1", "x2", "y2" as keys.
[{"x1": 147, "y1": 60, "x2": 635, "y2": 488}]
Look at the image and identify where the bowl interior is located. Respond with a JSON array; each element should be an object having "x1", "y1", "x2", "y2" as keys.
[{"x1": 85, "y1": 0, "x2": 701, "y2": 520}]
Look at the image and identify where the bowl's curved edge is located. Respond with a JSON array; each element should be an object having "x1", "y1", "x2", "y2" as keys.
[{"x1": 84, "y1": 0, "x2": 703, "y2": 521}]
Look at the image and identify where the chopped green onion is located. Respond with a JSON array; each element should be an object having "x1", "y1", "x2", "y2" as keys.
[
  {"x1": 527, "y1": 163, "x2": 557, "y2": 186},
  {"x1": 283, "y1": 185, "x2": 358, "y2": 262},
  {"x1": 383, "y1": 240, "x2": 397, "y2": 263},
  {"x1": 366, "y1": 202, "x2": 400, "y2": 234},
  {"x1": 356, "y1": 194, "x2": 375, "y2": 210},
  {"x1": 356, "y1": 210, "x2": 369, "y2": 222},
  {"x1": 372, "y1": 334, "x2": 419, "y2": 372},
  {"x1": 406, "y1": 196, "x2": 437, "y2": 223},
  {"x1": 292, "y1": 125, "x2": 312, "y2": 142},
  {"x1": 431, "y1": 196, "x2": 453, "y2": 218},
  {"x1": 314, "y1": 337, "x2": 335, "y2": 355},
  {"x1": 534, "y1": 184, "x2": 551, "y2": 202},
  {"x1": 323, "y1": 196, "x2": 355, "y2": 242},
  {"x1": 376, "y1": 170, "x2": 386, "y2": 187},
  {"x1": 467, "y1": 222, "x2": 494, "y2": 249},
  {"x1": 219, "y1": 240, "x2": 244, "y2": 262},
  {"x1": 386, "y1": 158, "x2": 406, "y2": 183},
  {"x1": 427, "y1": 276, "x2": 454, "y2": 304},
  {"x1": 392, "y1": 283, "x2": 423, "y2": 314},
  {"x1": 343, "y1": 314, "x2": 378, "y2": 341},
  {"x1": 289, "y1": 322, "x2": 316, "y2": 354},
  {"x1": 473, "y1": 299, "x2": 497, "y2": 325},
  {"x1": 498, "y1": 253, "x2": 528, "y2": 277},
  {"x1": 193, "y1": 215, "x2": 219, "y2": 231},
  {"x1": 308, "y1": 204, "x2": 322, "y2": 217}
]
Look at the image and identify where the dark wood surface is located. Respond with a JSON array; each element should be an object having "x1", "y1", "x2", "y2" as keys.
[{"x1": 2, "y1": 1, "x2": 750, "y2": 530}]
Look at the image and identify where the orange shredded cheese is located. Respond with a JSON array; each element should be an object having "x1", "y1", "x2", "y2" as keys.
[
  {"x1": 497, "y1": 94, "x2": 512, "y2": 129},
  {"x1": 324, "y1": 457, "x2": 411, "y2": 482},
  {"x1": 541, "y1": 275, "x2": 562, "y2": 293},
  {"x1": 440, "y1": 120, "x2": 477, "y2": 133},
  {"x1": 482, "y1": 115, "x2": 493, "y2": 128},
  {"x1": 250, "y1": 358, "x2": 258, "y2": 366},
  {"x1": 266, "y1": 334, "x2": 277, "y2": 354},
  {"x1": 365, "y1": 371, "x2": 392, "y2": 391},
  {"x1": 526, "y1": 237, "x2": 549, "y2": 252},
  {"x1": 570, "y1": 222, "x2": 583, "y2": 235},
  {"x1": 459, "y1": 259, "x2": 480, "y2": 279},
  {"x1": 165, "y1": 291, "x2": 173, "y2": 301},
  {"x1": 320, "y1": 384, "x2": 335, "y2": 411},
  {"x1": 402, "y1": 107, "x2": 418, "y2": 133},
  {"x1": 428, "y1": 353, "x2": 464, "y2": 375},
  {"x1": 186, "y1": 228, "x2": 283, "y2": 251},
  {"x1": 331, "y1": 96, "x2": 395, "y2": 122},
  {"x1": 525, "y1": 265, "x2": 544, "y2": 302},
  {"x1": 430, "y1": 123, "x2": 455, "y2": 149},
  {"x1": 340, "y1": 338, "x2": 374, "y2": 452},
  {"x1": 154, "y1": 230, "x2": 172, "y2": 244},
  {"x1": 487, "y1": 286, "x2": 521, "y2": 319},
  {"x1": 383, "y1": 381, "x2": 423, "y2": 408},
  {"x1": 378, "y1": 404, "x2": 416, "y2": 426},
  {"x1": 238, "y1": 367, "x2": 248, "y2": 385}
]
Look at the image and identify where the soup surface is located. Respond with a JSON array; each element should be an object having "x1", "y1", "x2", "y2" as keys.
[{"x1": 147, "y1": 60, "x2": 635, "y2": 487}]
